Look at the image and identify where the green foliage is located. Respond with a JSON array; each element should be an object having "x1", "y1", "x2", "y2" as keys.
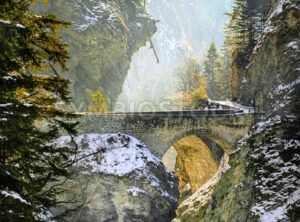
[
  {"x1": 0, "y1": 0, "x2": 78, "y2": 221},
  {"x1": 88, "y1": 90, "x2": 109, "y2": 113}
]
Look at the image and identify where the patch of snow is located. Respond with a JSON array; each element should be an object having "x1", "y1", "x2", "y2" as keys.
[
  {"x1": 23, "y1": 103, "x2": 34, "y2": 107},
  {"x1": 16, "y1": 24, "x2": 25, "y2": 29},
  {"x1": 96, "y1": 146, "x2": 157, "y2": 175},
  {"x1": 270, "y1": 0, "x2": 289, "y2": 18},
  {"x1": 73, "y1": 0, "x2": 125, "y2": 31},
  {"x1": 248, "y1": 115, "x2": 300, "y2": 221},
  {"x1": 287, "y1": 41, "x2": 299, "y2": 50},
  {"x1": 136, "y1": 22, "x2": 143, "y2": 28},
  {"x1": 55, "y1": 133, "x2": 160, "y2": 176},
  {"x1": 274, "y1": 78, "x2": 300, "y2": 95},
  {"x1": 37, "y1": 208, "x2": 56, "y2": 222},
  {"x1": 252, "y1": 115, "x2": 281, "y2": 134},
  {"x1": 208, "y1": 99, "x2": 255, "y2": 113},
  {"x1": 161, "y1": 191, "x2": 171, "y2": 198},
  {"x1": 0, "y1": 19, "x2": 11, "y2": 24},
  {"x1": 284, "y1": 139, "x2": 300, "y2": 150},
  {"x1": 127, "y1": 187, "x2": 147, "y2": 197},
  {"x1": 2, "y1": 76, "x2": 15, "y2": 80},
  {"x1": 252, "y1": 188, "x2": 300, "y2": 222},
  {"x1": 0, "y1": 103, "x2": 13, "y2": 107},
  {"x1": 54, "y1": 133, "x2": 177, "y2": 201},
  {"x1": 262, "y1": 25, "x2": 276, "y2": 35},
  {"x1": 1, "y1": 190, "x2": 30, "y2": 205}
]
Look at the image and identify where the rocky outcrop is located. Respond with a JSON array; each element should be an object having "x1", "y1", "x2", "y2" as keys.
[
  {"x1": 52, "y1": 133, "x2": 179, "y2": 222},
  {"x1": 35, "y1": 0, "x2": 156, "y2": 110},
  {"x1": 176, "y1": 1, "x2": 300, "y2": 221}
]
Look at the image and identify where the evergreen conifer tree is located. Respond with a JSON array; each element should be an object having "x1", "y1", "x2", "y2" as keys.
[
  {"x1": 0, "y1": 1, "x2": 77, "y2": 221},
  {"x1": 203, "y1": 42, "x2": 219, "y2": 99}
]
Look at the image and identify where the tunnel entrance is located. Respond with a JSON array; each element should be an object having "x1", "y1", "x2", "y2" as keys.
[{"x1": 162, "y1": 135, "x2": 225, "y2": 203}]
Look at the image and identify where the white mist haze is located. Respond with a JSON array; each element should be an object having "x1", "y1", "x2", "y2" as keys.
[{"x1": 115, "y1": 0, "x2": 233, "y2": 112}]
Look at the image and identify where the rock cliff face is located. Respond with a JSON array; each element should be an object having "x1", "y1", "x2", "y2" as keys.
[
  {"x1": 52, "y1": 133, "x2": 179, "y2": 222},
  {"x1": 35, "y1": 0, "x2": 156, "y2": 110},
  {"x1": 175, "y1": 0, "x2": 300, "y2": 221},
  {"x1": 240, "y1": 0, "x2": 300, "y2": 116}
]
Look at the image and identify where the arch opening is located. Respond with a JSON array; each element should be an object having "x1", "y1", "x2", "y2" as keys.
[{"x1": 162, "y1": 134, "x2": 227, "y2": 202}]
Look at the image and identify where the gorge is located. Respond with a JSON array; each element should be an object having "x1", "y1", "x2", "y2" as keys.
[
  {"x1": 45, "y1": 0, "x2": 300, "y2": 221},
  {"x1": 0, "y1": 0, "x2": 299, "y2": 222}
]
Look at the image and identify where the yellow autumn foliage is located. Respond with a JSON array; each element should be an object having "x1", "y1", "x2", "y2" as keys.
[
  {"x1": 189, "y1": 76, "x2": 208, "y2": 107},
  {"x1": 170, "y1": 75, "x2": 208, "y2": 109},
  {"x1": 88, "y1": 90, "x2": 109, "y2": 113}
]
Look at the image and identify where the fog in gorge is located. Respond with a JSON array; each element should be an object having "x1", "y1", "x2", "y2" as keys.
[{"x1": 115, "y1": 0, "x2": 233, "y2": 112}]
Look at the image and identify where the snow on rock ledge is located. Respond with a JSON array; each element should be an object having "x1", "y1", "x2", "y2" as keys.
[
  {"x1": 52, "y1": 133, "x2": 179, "y2": 222},
  {"x1": 56, "y1": 133, "x2": 161, "y2": 176}
]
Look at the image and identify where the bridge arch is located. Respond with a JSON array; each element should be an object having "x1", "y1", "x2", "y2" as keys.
[
  {"x1": 78, "y1": 111, "x2": 254, "y2": 159},
  {"x1": 164, "y1": 128, "x2": 234, "y2": 155},
  {"x1": 161, "y1": 133, "x2": 230, "y2": 197}
]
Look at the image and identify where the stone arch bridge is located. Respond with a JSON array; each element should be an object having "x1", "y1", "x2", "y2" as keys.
[{"x1": 78, "y1": 110, "x2": 256, "y2": 158}]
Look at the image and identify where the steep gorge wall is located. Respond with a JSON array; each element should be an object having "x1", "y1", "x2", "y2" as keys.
[
  {"x1": 35, "y1": 0, "x2": 156, "y2": 110},
  {"x1": 176, "y1": 0, "x2": 300, "y2": 221},
  {"x1": 247, "y1": 0, "x2": 300, "y2": 116},
  {"x1": 240, "y1": 0, "x2": 300, "y2": 116}
]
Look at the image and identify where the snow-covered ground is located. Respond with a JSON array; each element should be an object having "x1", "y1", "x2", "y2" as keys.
[
  {"x1": 208, "y1": 99, "x2": 255, "y2": 113},
  {"x1": 54, "y1": 133, "x2": 177, "y2": 200},
  {"x1": 55, "y1": 133, "x2": 161, "y2": 176}
]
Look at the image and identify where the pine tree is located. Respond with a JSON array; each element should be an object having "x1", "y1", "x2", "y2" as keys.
[
  {"x1": 0, "y1": 1, "x2": 78, "y2": 221},
  {"x1": 203, "y1": 42, "x2": 219, "y2": 99},
  {"x1": 214, "y1": 55, "x2": 226, "y2": 99},
  {"x1": 221, "y1": 39, "x2": 231, "y2": 99},
  {"x1": 202, "y1": 41, "x2": 231, "y2": 100}
]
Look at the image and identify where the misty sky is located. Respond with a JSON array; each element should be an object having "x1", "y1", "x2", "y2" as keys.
[{"x1": 115, "y1": 0, "x2": 234, "y2": 111}]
